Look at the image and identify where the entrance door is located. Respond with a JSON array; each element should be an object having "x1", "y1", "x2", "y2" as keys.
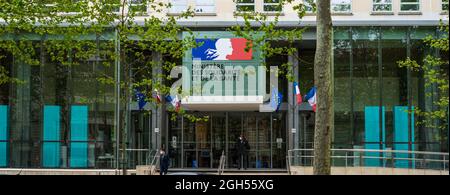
[
  {"x1": 228, "y1": 113, "x2": 277, "y2": 169},
  {"x1": 183, "y1": 116, "x2": 211, "y2": 168}
]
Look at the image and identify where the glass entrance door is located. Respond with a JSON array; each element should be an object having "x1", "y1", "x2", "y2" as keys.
[
  {"x1": 175, "y1": 112, "x2": 287, "y2": 169},
  {"x1": 183, "y1": 115, "x2": 211, "y2": 168},
  {"x1": 227, "y1": 112, "x2": 285, "y2": 169}
]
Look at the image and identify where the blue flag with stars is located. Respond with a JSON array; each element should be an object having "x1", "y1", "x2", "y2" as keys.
[{"x1": 135, "y1": 89, "x2": 147, "y2": 110}]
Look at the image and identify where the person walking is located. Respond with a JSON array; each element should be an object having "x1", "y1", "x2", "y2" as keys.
[
  {"x1": 236, "y1": 134, "x2": 250, "y2": 170},
  {"x1": 159, "y1": 148, "x2": 170, "y2": 175}
]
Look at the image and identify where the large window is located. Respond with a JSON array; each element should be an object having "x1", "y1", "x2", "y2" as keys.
[
  {"x1": 264, "y1": 0, "x2": 282, "y2": 12},
  {"x1": 332, "y1": 0, "x2": 352, "y2": 13},
  {"x1": 443, "y1": 0, "x2": 449, "y2": 12},
  {"x1": 169, "y1": 0, "x2": 188, "y2": 13},
  {"x1": 373, "y1": 0, "x2": 393, "y2": 12},
  {"x1": 400, "y1": 0, "x2": 420, "y2": 11},
  {"x1": 195, "y1": 0, "x2": 215, "y2": 13},
  {"x1": 236, "y1": 0, "x2": 255, "y2": 12}
]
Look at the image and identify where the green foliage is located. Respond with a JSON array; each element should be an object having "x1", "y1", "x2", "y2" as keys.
[
  {"x1": 0, "y1": 0, "x2": 202, "y2": 121},
  {"x1": 230, "y1": 0, "x2": 309, "y2": 82},
  {"x1": 397, "y1": 22, "x2": 449, "y2": 131}
]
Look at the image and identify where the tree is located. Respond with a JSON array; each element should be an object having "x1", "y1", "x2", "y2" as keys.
[
  {"x1": 231, "y1": 0, "x2": 333, "y2": 174},
  {"x1": 313, "y1": 0, "x2": 333, "y2": 175},
  {"x1": 0, "y1": 0, "x2": 202, "y2": 174},
  {"x1": 398, "y1": 22, "x2": 449, "y2": 147}
]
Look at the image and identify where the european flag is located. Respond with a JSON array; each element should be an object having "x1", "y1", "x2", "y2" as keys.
[
  {"x1": 270, "y1": 87, "x2": 283, "y2": 112},
  {"x1": 135, "y1": 89, "x2": 147, "y2": 110}
]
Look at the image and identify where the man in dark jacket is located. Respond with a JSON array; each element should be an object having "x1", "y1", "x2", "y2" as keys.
[
  {"x1": 236, "y1": 134, "x2": 250, "y2": 170},
  {"x1": 159, "y1": 148, "x2": 170, "y2": 175}
]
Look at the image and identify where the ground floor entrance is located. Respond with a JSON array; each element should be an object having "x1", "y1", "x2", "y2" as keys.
[{"x1": 166, "y1": 112, "x2": 287, "y2": 169}]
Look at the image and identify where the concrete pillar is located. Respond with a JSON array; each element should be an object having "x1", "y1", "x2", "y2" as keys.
[
  {"x1": 151, "y1": 52, "x2": 163, "y2": 151},
  {"x1": 288, "y1": 54, "x2": 299, "y2": 151}
]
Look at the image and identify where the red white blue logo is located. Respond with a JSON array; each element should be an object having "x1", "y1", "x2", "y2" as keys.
[{"x1": 192, "y1": 38, "x2": 253, "y2": 61}]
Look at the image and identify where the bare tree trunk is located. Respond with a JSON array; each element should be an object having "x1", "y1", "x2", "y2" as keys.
[{"x1": 313, "y1": 0, "x2": 333, "y2": 175}]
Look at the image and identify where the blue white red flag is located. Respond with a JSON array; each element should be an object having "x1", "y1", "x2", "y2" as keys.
[
  {"x1": 304, "y1": 87, "x2": 317, "y2": 112},
  {"x1": 165, "y1": 95, "x2": 181, "y2": 112},
  {"x1": 152, "y1": 89, "x2": 161, "y2": 103},
  {"x1": 293, "y1": 82, "x2": 302, "y2": 105},
  {"x1": 192, "y1": 38, "x2": 253, "y2": 61}
]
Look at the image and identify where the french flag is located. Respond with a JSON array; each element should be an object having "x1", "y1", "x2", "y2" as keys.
[
  {"x1": 192, "y1": 38, "x2": 252, "y2": 61},
  {"x1": 152, "y1": 89, "x2": 161, "y2": 103},
  {"x1": 165, "y1": 95, "x2": 181, "y2": 112},
  {"x1": 293, "y1": 82, "x2": 302, "y2": 105},
  {"x1": 304, "y1": 87, "x2": 317, "y2": 112}
]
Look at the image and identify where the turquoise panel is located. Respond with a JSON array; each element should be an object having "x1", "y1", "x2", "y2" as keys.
[
  {"x1": 43, "y1": 106, "x2": 61, "y2": 167},
  {"x1": 394, "y1": 106, "x2": 415, "y2": 169},
  {"x1": 365, "y1": 106, "x2": 386, "y2": 167},
  {"x1": 70, "y1": 105, "x2": 88, "y2": 168},
  {"x1": 0, "y1": 105, "x2": 8, "y2": 167}
]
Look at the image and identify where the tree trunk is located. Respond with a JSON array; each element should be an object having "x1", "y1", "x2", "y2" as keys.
[{"x1": 313, "y1": 0, "x2": 333, "y2": 175}]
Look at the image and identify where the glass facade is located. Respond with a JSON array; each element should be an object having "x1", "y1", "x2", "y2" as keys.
[
  {"x1": 332, "y1": 26, "x2": 448, "y2": 155},
  {"x1": 167, "y1": 112, "x2": 286, "y2": 169},
  {"x1": 0, "y1": 35, "x2": 117, "y2": 168},
  {"x1": 0, "y1": 26, "x2": 448, "y2": 169}
]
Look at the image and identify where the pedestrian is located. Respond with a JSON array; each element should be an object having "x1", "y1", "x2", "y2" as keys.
[
  {"x1": 159, "y1": 148, "x2": 170, "y2": 175},
  {"x1": 236, "y1": 134, "x2": 250, "y2": 170}
]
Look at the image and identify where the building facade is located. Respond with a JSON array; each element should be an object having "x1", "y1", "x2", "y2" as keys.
[{"x1": 0, "y1": 0, "x2": 448, "y2": 170}]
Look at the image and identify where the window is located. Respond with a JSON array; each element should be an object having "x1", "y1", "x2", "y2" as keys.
[
  {"x1": 400, "y1": 0, "x2": 420, "y2": 11},
  {"x1": 43, "y1": 0, "x2": 84, "y2": 13},
  {"x1": 373, "y1": 0, "x2": 392, "y2": 12},
  {"x1": 443, "y1": 0, "x2": 449, "y2": 12},
  {"x1": 195, "y1": 0, "x2": 215, "y2": 13},
  {"x1": 304, "y1": 0, "x2": 316, "y2": 13},
  {"x1": 102, "y1": 0, "x2": 121, "y2": 13},
  {"x1": 264, "y1": 0, "x2": 282, "y2": 12},
  {"x1": 129, "y1": 0, "x2": 147, "y2": 13},
  {"x1": 170, "y1": 0, "x2": 188, "y2": 13},
  {"x1": 236, "y1": 0, "x2": 255, "y2": 12},
  {"x1": 332, "y1": 0, "x2": 352, "y2": 13}
]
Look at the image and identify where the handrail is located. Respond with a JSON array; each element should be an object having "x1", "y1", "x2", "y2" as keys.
[
  {"x1": 287, "y1": 148, "x2": 449, "y2": 172},
  {"x1": 217, "y1": 151, "x2": 226, "y2": 175},
  {"x1": 149, "y1": 150, "x2": 160, "y2": 175}
]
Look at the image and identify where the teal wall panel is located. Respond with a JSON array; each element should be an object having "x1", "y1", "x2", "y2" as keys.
[
  {"x1": 42, "y1": 106, "x2": 61, "y2": 168},
  {"x1": 365, "y1": 106, "x2": 386, "y2": 167},
  {"x1": 394, "y1": 106, "x2": 415, "y2": 168},
  {"x1": 70, "y1": 105, "x2": 88, "y2": 168},
  {"x1": 0, "y1": 105, "x2": 8, "y2": 167}
]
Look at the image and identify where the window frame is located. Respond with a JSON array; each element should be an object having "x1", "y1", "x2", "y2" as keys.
[
  {"x1": 399, "y1": 0, "x2": 420, "y2": 12},
  {"x1": 128, "y1": 0, "x2": 148, "y2": 14},
  {"x1": 101, "y1": 0, "x2": 122, "y2": 14},
  {"x1": 263, "y1": 0, "x2": 283, "y2": 13},
  {"x1": 372, "y1": 0, "x2": 393, "y2": 12},
  {"x1": 443, "y1": 0, "x2": 449, "y2": 12},
  {"x1": 303, "y1": 0, "x2": 316, "y2": 13},
  {"x1": 236, "y1": 0, "x2": 256, "y2": 12},
  {"x1": 331, "y1": 0, "x2": 352, "y2": 14}
]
